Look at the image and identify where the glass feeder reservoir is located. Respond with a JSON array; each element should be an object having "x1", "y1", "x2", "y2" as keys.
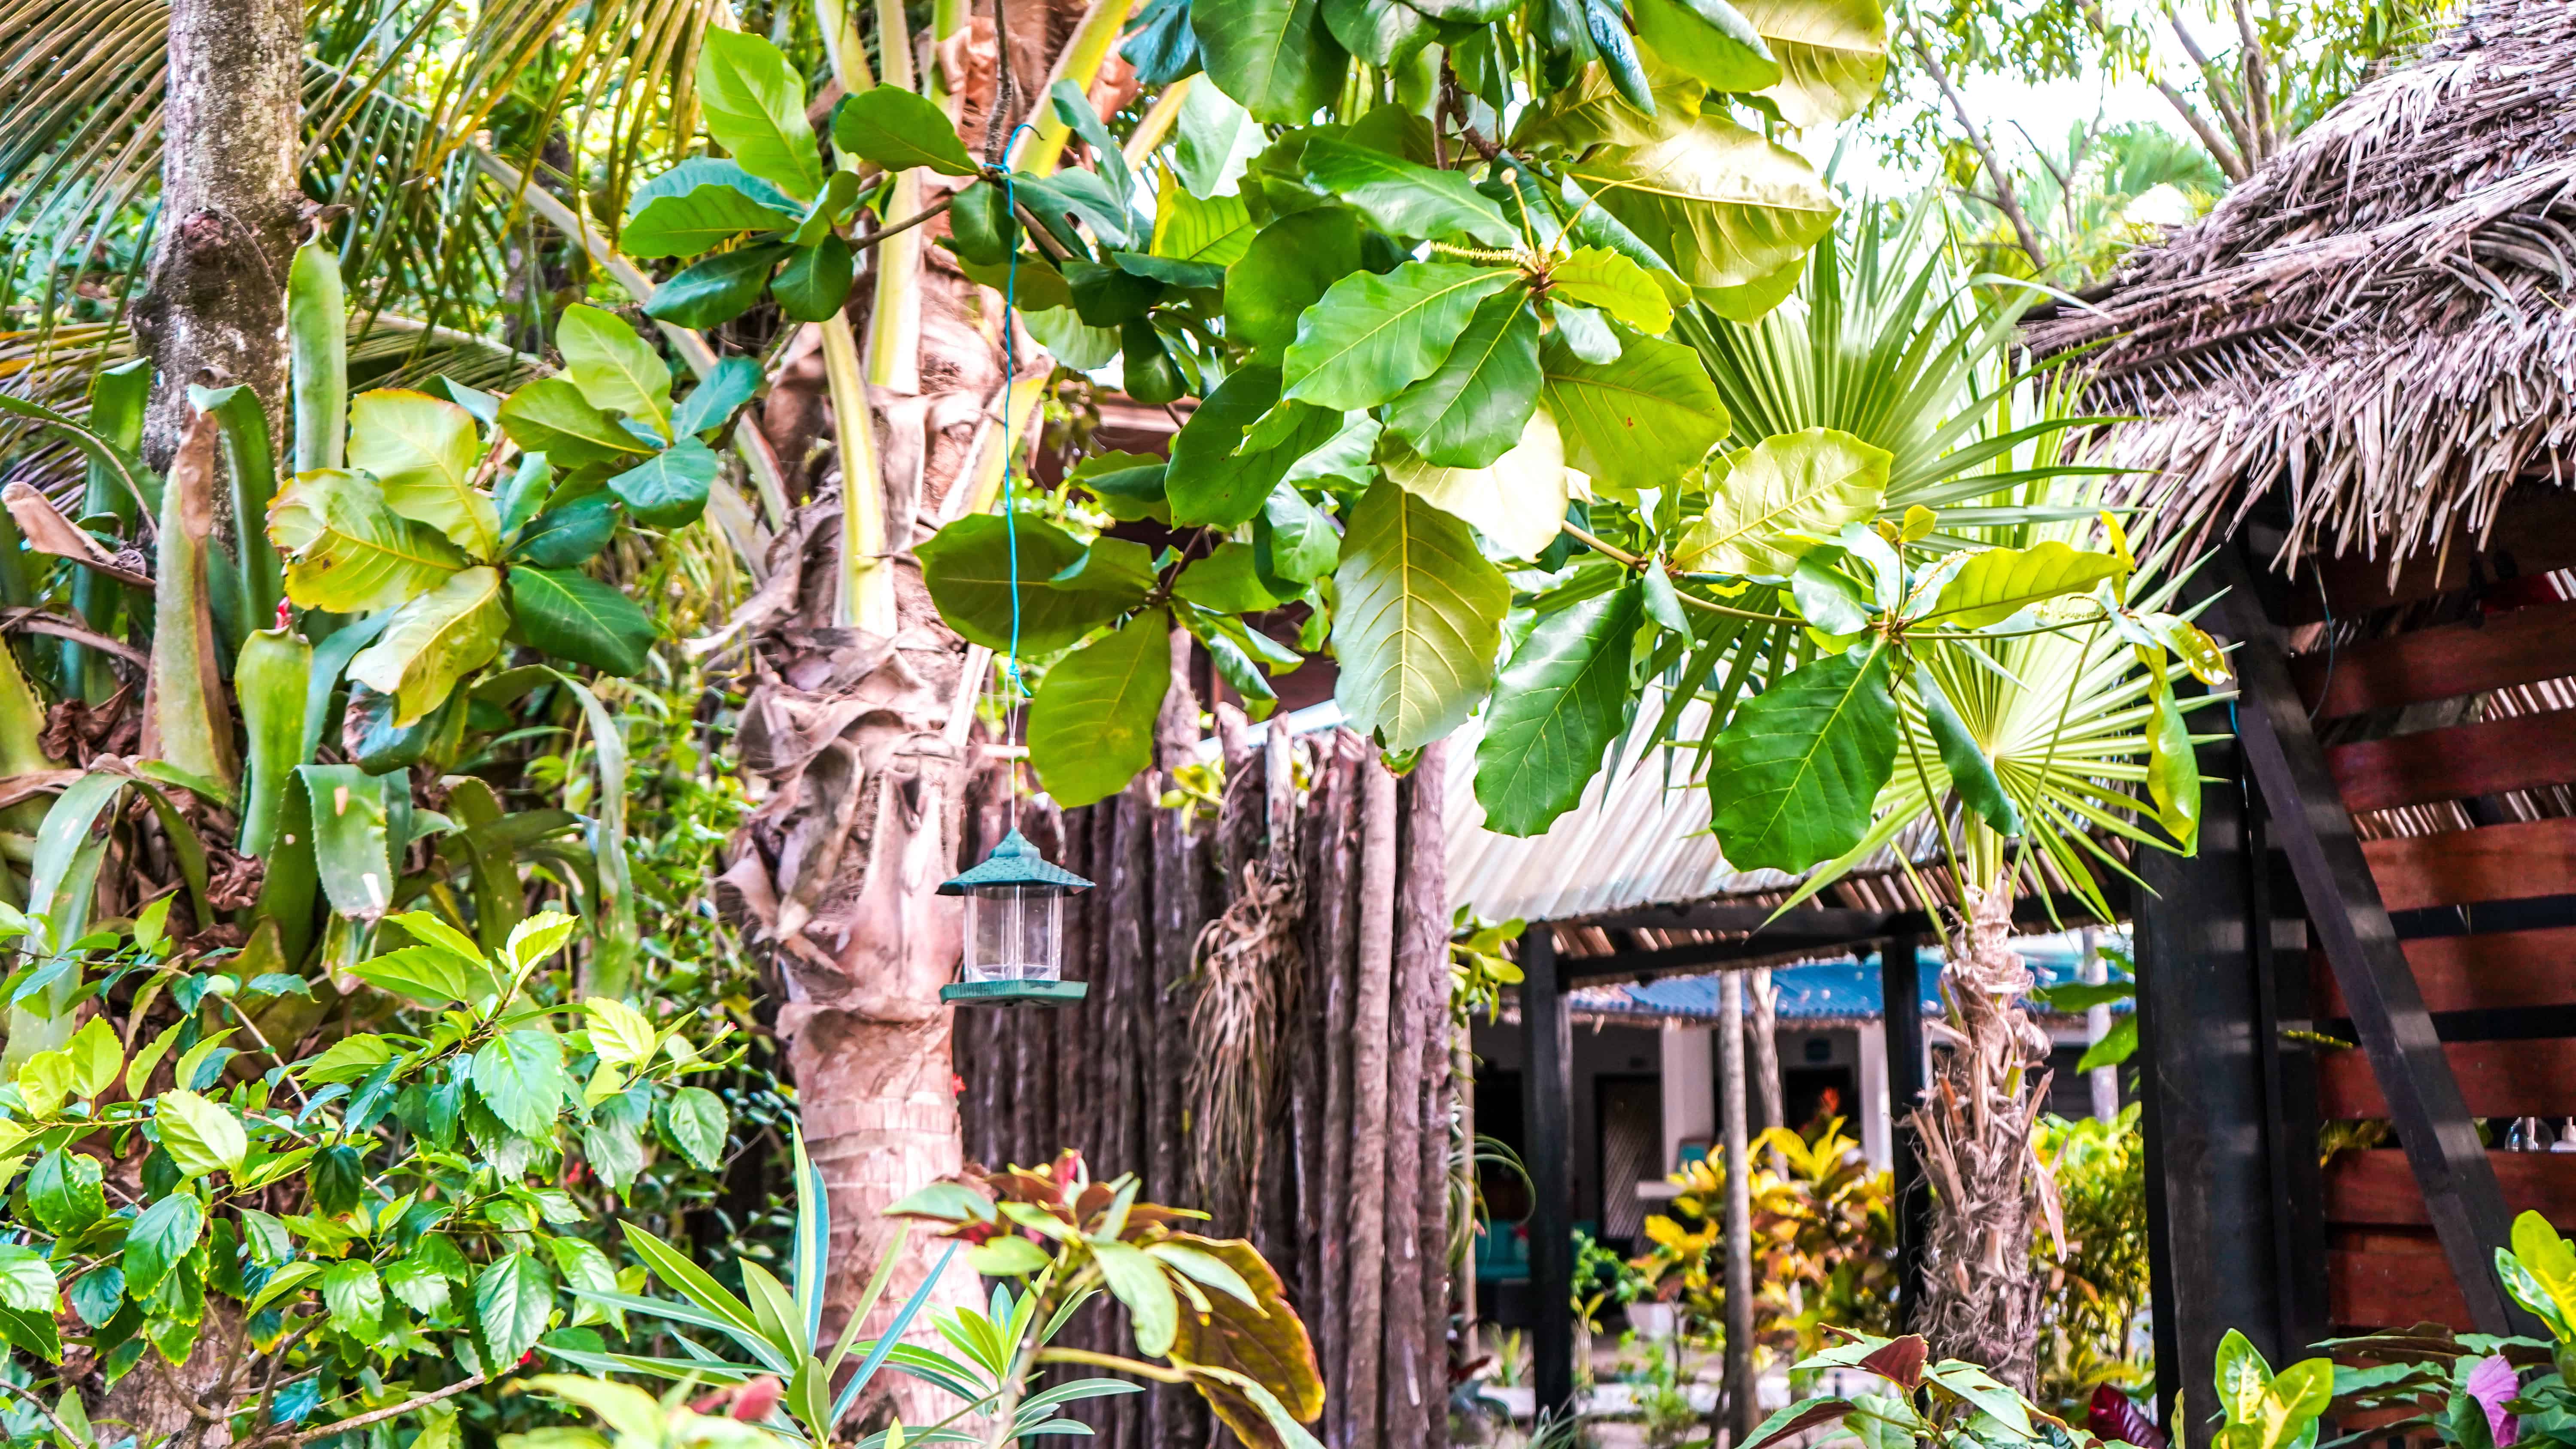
[{"x1": 937, "y1": 829, "x2": 1092, "y2": 1006}]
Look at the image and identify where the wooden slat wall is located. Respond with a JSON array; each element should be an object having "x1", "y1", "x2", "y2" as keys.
[{"x1": 2290, "y1": 511, "x2": 2576, "y2": 1332}]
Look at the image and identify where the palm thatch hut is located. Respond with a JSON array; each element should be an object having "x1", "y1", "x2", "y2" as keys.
[{"x1": 2029, "y1": 2, "x2": 2576, "y2": 1440}]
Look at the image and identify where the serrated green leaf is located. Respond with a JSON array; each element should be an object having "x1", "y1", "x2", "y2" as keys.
[
  {"x1": 664, "y1": 1085, "x2": 728, "y2": 1171},
  {"x1": 471, "y1": 1029, "x2": 567, "y2": 1135},
  {"x1": 1476, "y1": 583, "x2": 1643, "y2": 835},
  {"x1": 122, "y1": 1192, "x2": 203, "y2": 1300},
  {"x1": 697, "y1": 28, "x2": 824, "y2": 200},
  {"x1": 1673, "y1": 427, "x2": 1887, "y2": 576},
  {"x1": 1704, "y1": 645, "x2": 1898, "y2": 873},
  {"x1": 322, "y1": 1259, "x2": 384, "y2": 1335},
  {"x1": 1540, "y1": 328, "x2": 1726, "y2": 497},
  {"x1": 1284, "y1": 262, "x2": 1521, "y2": 410},
  {"x1": 1331, "y1": 478, "x2": 1510, "y2": 751},
  {"x1": 347, "y1": 566, "x2": 508, "y2": 726},
  {"x1": 269, "y1": 469, "x2": 470, "y2": 614},
  {"x1": 154, "y1": 1090, "x2": 248, "y2": 1179},
  {"x1": 477, "y1": 1251, "x2": 556, "y2": 1362},
  {"x1": 832, "y1": 86, "x2": 979, "y2": 176},
  {"x1": 347, "y1": 390, "x2": 500, "y2": 559},
  {"x1": 1028, "y1": 612, "x2": 1173, "y2": 809}
]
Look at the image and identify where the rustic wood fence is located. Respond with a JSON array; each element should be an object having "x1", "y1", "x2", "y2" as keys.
[{"x1": 955, "y1": 709, "x2": 1459, "y2": 1449}]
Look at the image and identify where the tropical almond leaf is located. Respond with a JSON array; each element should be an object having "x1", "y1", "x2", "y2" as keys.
[
  {"x1": 1297, "y1": 136, "x2": 1518, "y2": 246},
  {"x1": 1382, "y1": 288, "x2": 1543, "y2": 470},
  {"x1": 1379, "y1": 408, "x2": 1568, "y2": 561},
  {"x1": 510, "y1": 567, "x2": 657, "y2": 677},
  {"x1": 1473, "y1": 581, "x2": 1643, "y2": 836},
  {"x1": 556, "y1": 305, "x2": 674, "y2": 436},
  {"x1": 1027, "y1": 612, "x2": 1173, "y2": 809},
  {"x1": 695, "y1": 27, "x2": 825, "y2": 200},
  {"x1": 1704, "y1": 645, "x2": 1899, "y2": 873},
  {"x1": 1921, "y1": 540, "x2": 2126, "y2": 628},
  {"x1": 621, "y1": 183, "x2": 799, "y2": 259},
  {"x1": 1672, "y1": 426, "x2": 1889, "y2": 576},
  {"x1": 607, "y1": 437, "x2": 719, "y2": 527},
  {"x1": 1632, "y1": 0, "x2": 1780, "y2": 92},
  {"x1": 346, "y1": 566, "x2": 509, "y2": 726},
  {"x1": 498, "y1": 378, "x2": 656, "y2": 470},
  {"x1": 1330, "y1": 477, "x2": 1510, "y2": 752},
  {"x1": 1549, "y1": 246, "x2": 1674, "y2": 334},
  {"x1": 346, "y1": 390, "x2": 500, "y2": 559},
  {"x1": 1735, "y1": 0, "x2": 1889, "y2": 128},
  {"x1": 1539, "y1": 328, "x2": 1726, "y2": 497},
  {"x1": 1567, "y1": 112, "x2": 1838, "y2": 292},
  {"x1": 917, "y1": 515, "x2": 1152, "y2": 654},
  {"x1": 1166, "y1": 367, "x2": 1345, "y2": 529},
  {"x1": 1191, "y1": 0, "x2": 1350, "y2": 124},
  {"x1": 269, "y1": 468, "x2": 470, "y2": 614},
  {"x1": 831, "y1": 85, "x2": 979, "y2": 176},
  {"x1": 1282, "y1": 261, "x2": 1521, "y2": 411}
]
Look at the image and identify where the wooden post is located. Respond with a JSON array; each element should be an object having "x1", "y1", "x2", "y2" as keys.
[
  {"x1": 2211, "y1": 546, "x2": 2529, "y2": 1338},
  {"x1": 1880, "y1": 936, "x2": 1930, "y2": 1323},
  {"x1": 1748, "y1": 967, "x2": 1782, "y2": 1134},
  {"x1": 1719, "y1": 971, "x2": 1757, "y2": 1444},
  {"x1": 1522, "y1": 926, "x2": 1576, "y2": 1423},
  {"x1": 1348, "y1": 757, "x2": 1400, "y2": 1448}
]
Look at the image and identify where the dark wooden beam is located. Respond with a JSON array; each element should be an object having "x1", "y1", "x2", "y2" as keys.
[
  {"x1": 1879, "y1": 936, "x2": 1930, "y2": 1325},
  {"x1": 1557, "y1": 888, "x2": 2128, "y2": 982},
  {"x1": 1519, "y1": 929, "x2": 1576, "y2": 1421},
  {"x1": 1566, "y1": 904, "x2": 1904, "y2": 938},
  {"x1": 2215, "y1": 544, "x2": 2530, "y2": 1338}
]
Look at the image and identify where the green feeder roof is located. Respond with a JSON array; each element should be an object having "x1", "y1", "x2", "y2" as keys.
[{"x1": 938, "y1": 829, "x2": 1093, "y2": 895}]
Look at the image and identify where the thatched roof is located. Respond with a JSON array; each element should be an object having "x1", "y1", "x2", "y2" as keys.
[{"x1": 2025, "y1": 0, "x2": 2576, "y2": 570}]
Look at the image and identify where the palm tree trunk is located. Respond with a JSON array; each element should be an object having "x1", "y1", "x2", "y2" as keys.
[
  {"x1": 132, "y1": 0, "x2": 304, "y2": 472},
  {"x1": 1911, "y1": 884, "x2": 2054, "y2": 1394},
  {"x1": 1719, "y1": 971, "x2": 1757, "y2": 1444}
]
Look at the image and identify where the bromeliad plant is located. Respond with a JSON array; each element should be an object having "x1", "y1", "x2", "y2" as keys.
[{"x1": 0, "y1": 906, "x2": 747, "y2": 1444}]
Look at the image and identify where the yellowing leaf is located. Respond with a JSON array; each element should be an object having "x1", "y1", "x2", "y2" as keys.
[
  {"x1": 1379, "y1": 409, "x2": 1569, "y2": 560},
  {"x1": 347, "y1": 566, "x2": 509, "y2": 726},
  {"x1": 269, "y1": 469, "x2": 470, "y2": 613},
  {"x1": 1673, "y1": 427, "x2": 1889, "y2": 576},
  {"x1": 1567, "y1": 113, "x2": 1838, "y2": 293},
  {"x1": 1735, "y1": 0, "x2": 1889, "y2": 128},
  {"x1": 1550, "y1": 247, "x2": 1672, "y2": 334},
  {"x1": 584, "y1": 997, "x2": 660, "y2": 1070},
  {"x1": 1922, "y1": 541, "x2": 2126, "y2": 628},
  {"x1": 346, "y1": 390, "x2": 498, "y2": 559}
]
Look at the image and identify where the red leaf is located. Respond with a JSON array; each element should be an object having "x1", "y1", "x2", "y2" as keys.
[
  {"x1": 1860, "y1": 1335, "x2": 1930, "y2": 1391},
  {"x1": 2089, "y1": 1384, "x2": 2167, "y2": 1449},
  {"x1": 1744, "y1": 1397, "x2": 1859, "y2": 1449}
]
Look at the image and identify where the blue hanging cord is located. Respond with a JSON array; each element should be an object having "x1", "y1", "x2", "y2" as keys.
[{"x1": 997, "y1": 123, "x2": 1042, "y2": 705}]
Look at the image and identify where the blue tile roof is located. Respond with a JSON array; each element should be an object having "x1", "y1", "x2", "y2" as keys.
[{"x1": 1574, "y1": 934, "x2": 2132, "y2": 1023}]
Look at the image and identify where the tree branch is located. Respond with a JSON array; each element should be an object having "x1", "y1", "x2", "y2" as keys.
[
  {"x1": 2230, "y1": 0, "x2": 2276, "y2": 162},
  {"x1": 289, "y1": 1372, "x2": 490, "y2": 1445},
  {"x1": 2156, "y1": 6, "x2": 2257, "y2": 178},
  {"x1": 1903, "y1": 23, "x2": 2050, "y2": 273}
]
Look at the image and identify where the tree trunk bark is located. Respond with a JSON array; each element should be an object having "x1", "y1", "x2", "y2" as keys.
[
  {"x1": 134, "y1": 0, "x2": 304, "y2": 473},
  {"x1": 1748, "y1": 967, "x2": 1781, "y2": 1135},
  {"x1": 1344, "y1": 755, "x2": 1399, "y2": 1449},
  {"x1": 1719, "y1": 972, "x2": 1756, "y2": 1445},
  {"x1": 1911, "y1": 885, "x2": 2053, "y2": 1395}
]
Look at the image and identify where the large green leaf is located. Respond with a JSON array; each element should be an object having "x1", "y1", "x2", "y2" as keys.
[
  {"x1": 1383, "y1": 289, "x2": 1541, "y2": 469},
  {"x1": 1633, "y1": 0, "x2": 1780, "y2": 91},
  {"x1": 346, "y1": 390, "x2": 500, "y2": 559},
  {"x1": 472, "y1": 1029, "x2": 568, "y2": 1134},
  {"x1": 1704, "y1": 645, "x2": 1898, "y2": 873},
  {"x1": 477, "y1": 1251, "x2": 557, "y2": 1363},
  {"x1": 122, "y1": 1192, "x2": 203, "y2": 1300},
  {"x1": 1921, "y1": 540, "x2": 2125, "y2": 628},
  {"x1": 1549, "y1": 247, "x2": 1674, "y2": 334},
  {"x1": 917, "y1": 516, "x2": 1153, "y2": 654},
  {"x1": 269, "y1": 469, "x2": 470, "y2": 613},
  {"x1": 1298, "y1": 138, "x2": 1517, "y2": 247},
  {"x1": 556, "y1": 306, "x2": 674, "y2": 437},
  {"x1": 1331, "y1": 478, "x2": 1510, "y2": 751},
  {"x1": 1093, "y1": 1240, "x2": 1181, "y2": 1357},
  {"x1": 1567, "y1": 113, "x2": 1838, "y2": 292},
  {"x1": 1192, "y1": 0, "x2": 1350, "y2": 123},
  {"x1": 498, "y1": 379, "x2": 656, "y2": 470},
  {"x1": 1735, "y1": 0, "x2": 1887, "y2": 127},
  {"x1": 1672, "y1": 427, "x2": 1887, "y2": 576},
  {"x1": 1915, "y1": 668, "x2": 2021, "y2": 837},
  {"x1": 831, "y1": 86, "x2": 979, "y2": 176},
  {"x1": 1379, "y1": 410, "x2": 1567, "y2": 560},
  {"x1": 1155, "y1": 188, "x2": 1258, "y2": 267},
  {"x1": 2145, "y1": 678, "x2": 2199, "y2": 850},
  {"x1": 644, "y1": 245, "x2": 788, "y2": 328},
  {"x1": 1225, "y1": 209, "x2": 1365, "y2": 359},
  {"x1": 1283, "y1": 262, "x2": 1521, "y2": 410},
  {"x1": 1475, "y1": 582, "x2": 1643, "y2": 835},
  {"x1": 1166, "y1": 367, "x2": 1345, "y2": 528},
  {"x1": 696, "y1": 28, "x2": 824, "y2": 200},
  {"x1": 347, "y1": 566, "x2": 509, "y2": 726},
  {"x1": 511, "y1": 568, "x2": 657, "y2": 676},
  {"x1": 155, "y1": 1089, "x2": 249, "y2": 1179},
  {"x1": 1539, "y1": 329, "x2": 1726, "y2": 496},
  {"x1": 1028, "y1": 612, "x2": 1173, "y2": 809},
  {"x1": 623, "y1": 184, "x2": 799, "y2": 259},
  {"x1": 607, "y1": 438, "x2": 719, "y2": 527}
]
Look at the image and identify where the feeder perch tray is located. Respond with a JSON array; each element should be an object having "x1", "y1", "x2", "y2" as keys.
[{"x1": 940, "y1": 979, "x2": 1090, "y2": 1007}]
